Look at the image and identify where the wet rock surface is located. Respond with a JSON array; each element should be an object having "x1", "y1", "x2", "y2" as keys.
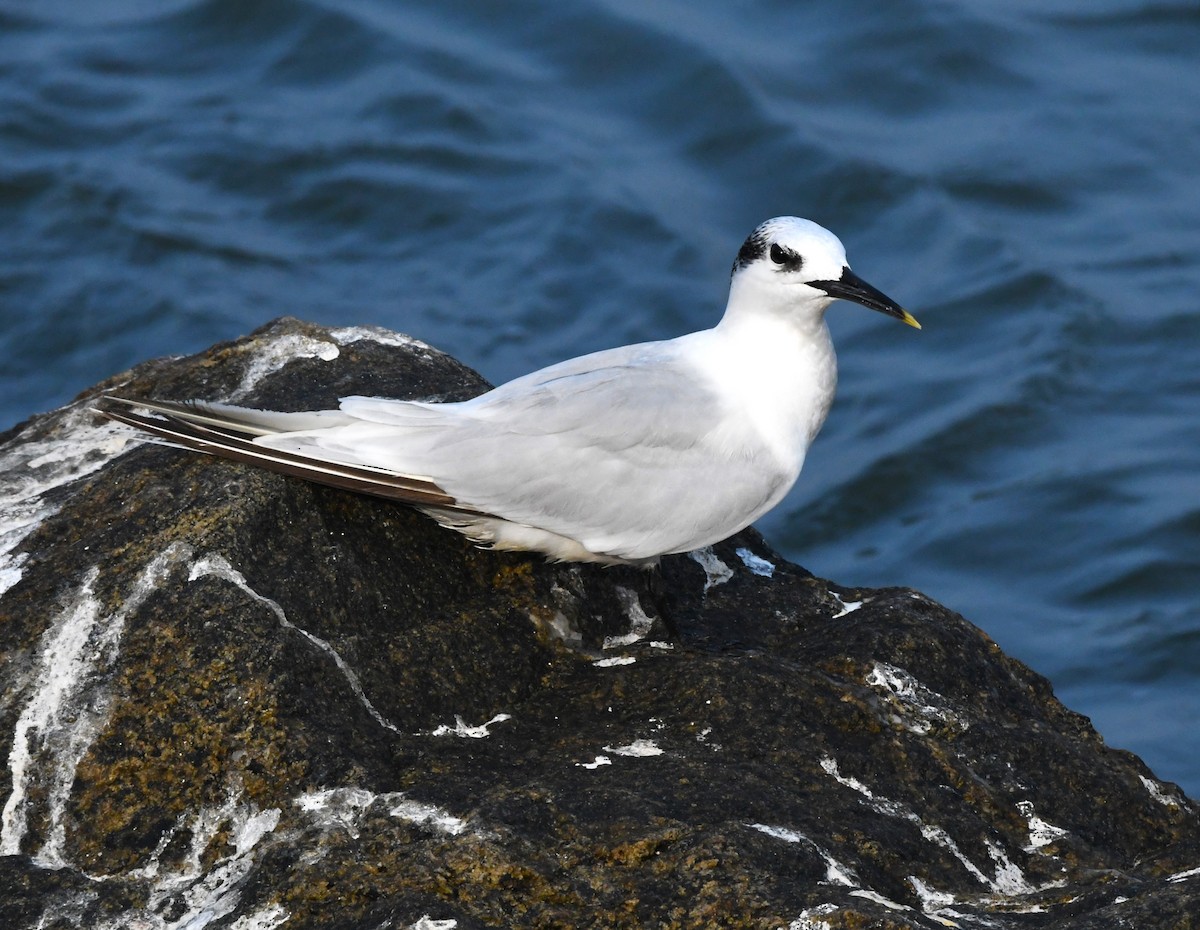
[{"x1": 1, "y1": 317, "x2": 1197, "y2": 929}]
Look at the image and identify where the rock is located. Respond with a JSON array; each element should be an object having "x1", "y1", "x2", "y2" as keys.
[{"x1": 1, "y1": 317, "x2": 1197, "y2": 929}]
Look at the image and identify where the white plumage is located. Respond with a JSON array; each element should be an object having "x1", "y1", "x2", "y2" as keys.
[{"x1": 101, "y1": 217, "x2": 919, "y2": 566}]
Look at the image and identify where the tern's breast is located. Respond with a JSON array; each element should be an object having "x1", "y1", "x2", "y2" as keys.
[{"x1": 679, "y1": 318, "x2": 837, "y2": 474}]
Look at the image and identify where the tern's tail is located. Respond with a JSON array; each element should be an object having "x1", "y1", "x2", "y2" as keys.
[{"x1": 95, "y1": 397, "x2": 462, "y2": 508}]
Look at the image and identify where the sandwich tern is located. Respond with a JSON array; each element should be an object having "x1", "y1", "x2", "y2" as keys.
[{"x1": 100, "y1": 217, "x2": 919, "y2": 566}]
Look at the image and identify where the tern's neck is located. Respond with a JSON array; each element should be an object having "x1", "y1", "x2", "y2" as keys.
[
  {"x1": 694, "y1": 282, "x2": 839, "y2": 464},
  {"x1": 715, "y1": 274, "x2": 835, "y2": 361}
]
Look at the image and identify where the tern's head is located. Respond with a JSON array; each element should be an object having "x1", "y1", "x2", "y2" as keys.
[{"x1": 729, "y1": 217, "x2": 920, "y2": 329}]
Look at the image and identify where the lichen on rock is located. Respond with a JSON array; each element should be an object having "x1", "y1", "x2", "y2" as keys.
[{"x1": 1, "y1": 318, "x2": 1197, "y2": 929}]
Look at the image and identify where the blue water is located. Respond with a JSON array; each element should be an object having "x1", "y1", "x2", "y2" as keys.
[{"x1": 2, "y1": 1, "x2": 1198, "y2": 793}]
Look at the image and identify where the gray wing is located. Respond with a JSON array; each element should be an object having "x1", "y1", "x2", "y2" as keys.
[
  {"x1": 285, "y1": 343, "x2": 795, "y2": 558},
  {"x1": 102, "y1": 341, "x2": 799, "y2": 560}
]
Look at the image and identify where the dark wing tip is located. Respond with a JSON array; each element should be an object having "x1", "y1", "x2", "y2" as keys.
[{"x1": 98, "y1": 402, "x2": 463, "y2": 510}]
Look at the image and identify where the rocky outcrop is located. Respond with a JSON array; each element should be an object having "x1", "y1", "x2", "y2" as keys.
[{"x1": 1, "y1": 317, "x2": 1197, "y2": 929}]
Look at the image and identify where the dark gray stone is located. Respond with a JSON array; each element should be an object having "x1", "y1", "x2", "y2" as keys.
[{"x1": 1, "y1": 317, "x2": 1197, "y2": 929}]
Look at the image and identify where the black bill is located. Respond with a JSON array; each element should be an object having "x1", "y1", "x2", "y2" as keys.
[{"x1": 809, "y1": 267, "x2": 921, "y2": 329}]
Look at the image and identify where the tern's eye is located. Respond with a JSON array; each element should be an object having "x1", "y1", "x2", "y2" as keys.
[{"x1": 769, "y1": 243, "x2": 801, "y2": 269}]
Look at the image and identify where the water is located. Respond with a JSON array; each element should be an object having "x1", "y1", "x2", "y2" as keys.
[{"x1": 2, "y1": 0, "x2": 1198, "y2": 794}]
